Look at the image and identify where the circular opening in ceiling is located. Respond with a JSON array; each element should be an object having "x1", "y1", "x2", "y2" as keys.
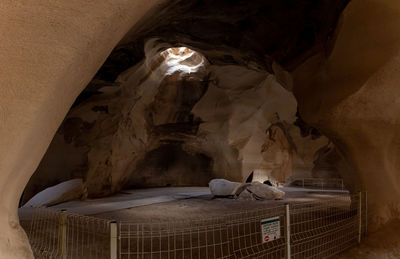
[{"x1": 160, "y1": 47, "x2": 206, "y2": 76}]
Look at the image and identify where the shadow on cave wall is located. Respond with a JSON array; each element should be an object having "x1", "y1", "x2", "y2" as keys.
[{"x1": 128, "y1": 143, "x2": 213, "y2": 188}]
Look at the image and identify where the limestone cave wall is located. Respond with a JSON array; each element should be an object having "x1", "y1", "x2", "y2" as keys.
[
  {"x1": 4, "y1": 0, "x2": 400, "y2": 257},
  {"x1": 23, "y1": 39, "x2": 338, "y2": 202}
]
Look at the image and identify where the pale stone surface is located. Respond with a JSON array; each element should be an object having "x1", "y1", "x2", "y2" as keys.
[
  {"x1": 1, "y1": 0, "x2": 399, "y2": 257},
  {"x1": 208, "y1": 179, "x2": 242, "y2": 196},
  {"x1": 259, "y1": 123, "x2": 295, "y2": 183},
  {"x1": 246, "y1": 182, "x2": 285, "y2": 200},
  {"x1": 209, "y1": 179, "x2": 285, "y2": 200},
  {"x1": 292, "y1": 0, "x2": 400, "y2": 230},
  {"x1": 0, "y1": 0, "x2": 164, "y2": 257},
  {"x1": 238, "y1": 189, "x2": 256, "y2": 200},
  {"x1": 23, "y1": 179, "x2": 85, "y2": 208},
  {"x1": 288, "y1": 126, "x2": 331, "y2": 179},
  {"x1": 22, "y1": 42, "x2": 213, "y2": 199},
  {"x1": 26, "y1": 41, "x2": 333, "y2": 199},
  {"x1": 192, "y1": 65, "x2": 306, "y2": 183},
  {"x1": 311, "y1": 142, "x2": 341, "y2": 179}
]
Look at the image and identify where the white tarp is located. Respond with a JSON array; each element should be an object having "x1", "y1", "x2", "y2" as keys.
[
  {"x1": 247, "y1": 182, "x2": 285, "y2": 200},
  {"x1": 23, "y1": 179, "x2": 85, "y2": 207},
  {"x1": 209, "y1": 179, "x2": 285, "y2": 200},
  {"x1": 208, "y1": 179, "x2": 242, "y2": 196}
]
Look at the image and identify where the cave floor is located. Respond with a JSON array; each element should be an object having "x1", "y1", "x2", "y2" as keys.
[
  {"x1": 93, "y1": 187, "x2": 348, "y2": 221},
  {"x1": 19, "y1": 187, "x2": 359, "y2": 258},
  {"x1": 41, "y1": 186, "x2": 349, "y2": 220}
]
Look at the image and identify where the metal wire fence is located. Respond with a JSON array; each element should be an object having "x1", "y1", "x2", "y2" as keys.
[
  {"x1": 24, "y1": 207, "x2": 113, "y2": 259},
  {"x1": 22, "y1": 193, "x2": 365, "y2": 259},
  {"x1": 288, "y1": 178, "x2": 345, "y2": 190},
  {"x1": 24, "y1": 207, "x2": 60, "y2": 258},
  {"x1": 64, "y1": 211, "x2": 112, "y2": 259},
  {"x1": 118, "y1": 205, "x2": 287, "y2": 259},
  {"x1": 289, "y1": 194, "x2": 360, "y2": 258}
]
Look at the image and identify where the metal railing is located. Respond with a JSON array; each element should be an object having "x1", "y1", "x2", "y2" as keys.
[
  {"x1": 118, "y1": 205, "x2": 287, "y2": 259},
  {"x1": 22, "y1": 193, "x2": 365, "y2": 259},
  {"x1": 288, "y1": 178, "x2": 345, "y2": 190},
  {"x1": 24, "y1": 207, "x2": 113, "y2": 259},
  {"x1": 289, "y1": 194, "x2": 360, "y2": 258}
]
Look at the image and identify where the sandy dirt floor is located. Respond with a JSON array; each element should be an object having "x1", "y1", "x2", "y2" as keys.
[
  {"x1": 20, "y1": 186, "x2": 360, "y2": 259},
  {"x1": 91, "y1": 187, "x2": 349, "y2": 221},
  {"x1": 22, "y1": 186, "x2": 397, "y2": 258},
  {"x1": 338, "y1": 219, "x2": 400, "y2": 259}
]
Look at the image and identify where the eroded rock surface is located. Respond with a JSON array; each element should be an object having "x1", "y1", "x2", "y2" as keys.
[
  {"x1": 4, "y1": 0, "x2": 400, "y2": 257},
  {"x1": 312, "y1": 142, "x2": 341, "y2": 179},
  {"x1": 292, "y1": 0, "x2": 400, "y2": 228},
  {"x1": 25, "y1": 39, "x2": 338, "y2": 201}
]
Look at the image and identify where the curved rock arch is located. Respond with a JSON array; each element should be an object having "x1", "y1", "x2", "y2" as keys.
[
  {"x1": 0, "y1": 1, "x2": 165, "y2": 257},
  {"x1": 1, "y1": 0, "x2": 400, "y2": 257}
]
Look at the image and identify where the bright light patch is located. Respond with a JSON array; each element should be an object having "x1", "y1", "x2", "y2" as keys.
[{"x1": 161, "y1": 47, "x2": 205, "y2": 76}]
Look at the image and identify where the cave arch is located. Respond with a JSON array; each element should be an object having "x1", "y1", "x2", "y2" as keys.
[
  {"x1": 22, "y1": 41, "x2": 306, "y2": 200},
  {"x1": 0, "y1": 1, "x2": 165, "y2": 257},
  {"x1": 1, "y1": 0, "x2": 400, "y2": 257}
]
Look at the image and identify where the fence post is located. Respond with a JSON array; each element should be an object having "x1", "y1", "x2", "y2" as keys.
[
  {"x1": 59, "y1": 210, "x2": 67, "y2": 259},
  {"x1": 110, "y1": 221, "x2": 118, "y2": 259},
  {"x1": 364, "y1": 192, "x2": 368, "y2": 236},
  {"x1": 285, "y1": 204, "x2": 291, "y2": 259},
  {"x1": 358, "y1": 192, "x2": 362, "y2": 243}
]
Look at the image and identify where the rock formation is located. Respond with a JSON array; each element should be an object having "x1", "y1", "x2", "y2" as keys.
[
  {"x1": 312, "y1": 142, "x2": 341, "y2": 179},
  {"x1": 1, "y1": 0, "x2": 399, "y2": 257},
  {"x1": 259, "y1": 120, "x2": 295, "y2": 183},
  {"x1": 292, "y1": 0, "x2": 400, "y2": 228},
  {"x1": 208, "y1": 179, "x2": 285, "y2": 200},
  {"x1": 0, "y1": 1, "x2": 165, "y2": 257},
  {"x1": 23, "y1": 179, "x2": 86, "y2": 208},
  {"x1": 23, "y1": 39, "x2": 338, "y2": 202}
]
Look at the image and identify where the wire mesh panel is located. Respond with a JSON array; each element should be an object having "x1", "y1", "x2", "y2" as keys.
[
  {"x1": 65, "y1": 212, "x2": 112, "y2": 259},
  {"x1": 119, "y1": 206, "x2": 287, "y2": 259},
  {"x1": 119, "y1": 217, "x2": 232, "y2": 259},
  {"x1": 289, "y1": 178, "x2": 345, "y2": 190},
  {"x1": 22, "y1": 192, "x2": 365, "y2": 259},
  {"x1": 361, "y1": 192, "x2": 368, "y2": 237},
  {"x1": 23, "y1": 207, "x2": 112, "y2": 259},
  {"x1": 227, "y1": 206, "x2": 286, "y2": 259},
  {"x1": 289, "y1": 194, "x2": 360, "y2": 259},
  {"x1": 26, "y1": 207, "x2": 61, "y2": 259}
]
